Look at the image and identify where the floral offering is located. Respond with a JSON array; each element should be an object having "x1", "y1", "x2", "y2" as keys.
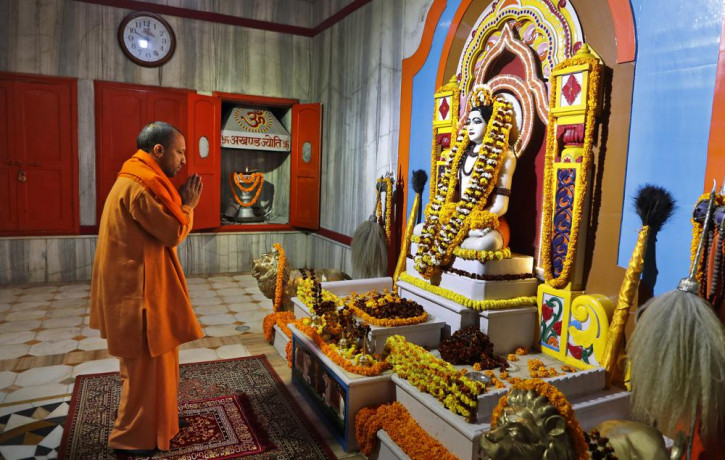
[
  {"x1": 355, "y1": 402, "x2": 458, "y2": 459},
  {"x1": 438, "y1": 327, "x2": 508, "y2": 370},
  {"x1": 385, "y1": 335, "x2": 485, "y2": 421},
  {"x1": 345, "y1": 289, "x2": 428, "y2": 327}
]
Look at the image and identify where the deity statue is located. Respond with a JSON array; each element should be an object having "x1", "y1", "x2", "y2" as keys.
[
  {"x1": 479, "y1": 382, "x2": 686, "y2": 460},
  {"x1": 414, "y1": 85, "x2": 516, "y2": 279}
]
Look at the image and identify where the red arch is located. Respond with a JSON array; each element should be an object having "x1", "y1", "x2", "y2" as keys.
[{"x1": 607, "y1": 0, "x2": 636, "y2": 63}]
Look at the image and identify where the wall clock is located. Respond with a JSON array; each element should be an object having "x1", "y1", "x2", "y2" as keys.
[{"x1": 118, "y1": 12, "x2": 176, "y2": 67}]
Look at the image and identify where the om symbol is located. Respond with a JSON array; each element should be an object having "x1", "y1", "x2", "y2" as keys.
[{"x1": 243, "y1": 110, "x2": 267, "y2": 128}]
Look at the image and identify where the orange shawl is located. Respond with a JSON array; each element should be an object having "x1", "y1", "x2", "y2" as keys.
[{"x1": 118, "y1": 150, "x2": 188, "y2": 225}]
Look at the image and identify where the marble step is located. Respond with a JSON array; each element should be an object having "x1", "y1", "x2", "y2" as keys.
[{"x1": 272, "y1": 324, "x2": 290, "y2": 360}]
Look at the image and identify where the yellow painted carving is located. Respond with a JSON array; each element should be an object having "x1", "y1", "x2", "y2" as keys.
[{"x1": 568, "y1": 294, "x2": 614, "y2": 365}]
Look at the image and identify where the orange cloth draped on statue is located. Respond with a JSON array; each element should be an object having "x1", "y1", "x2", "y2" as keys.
[{"x1": 90, "y1": 149, "x2": 203, "y2": 450}]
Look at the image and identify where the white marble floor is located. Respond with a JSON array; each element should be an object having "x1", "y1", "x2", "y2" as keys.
[{"x1": 0, "y1": 274, "x2": 364, "y2": 460}]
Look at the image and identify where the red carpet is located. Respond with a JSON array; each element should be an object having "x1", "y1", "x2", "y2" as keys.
[{"x1": 58, "y1": 355, "x2": 335, "y2": 459}]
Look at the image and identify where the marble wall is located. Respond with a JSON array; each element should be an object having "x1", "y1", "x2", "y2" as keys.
[
  {"x1": 0, "y1": 232, "x2": 310, "y2": 285},
  {"x1": 311, "y1": 0, "x2": 433, "y2": 237}
]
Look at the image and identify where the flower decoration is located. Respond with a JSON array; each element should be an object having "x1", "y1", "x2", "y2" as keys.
[
  {"x1": 229, "y1": 172, "x2": 264, "y2": 208},
  {"x1": 294, "y1": 319, "x2": 390, "y2": 376},
  {"x1": 376, "y1": 175, "x2": 395, "y2": 248},
  {"x1": 540, "y1": 55, "x2": 601, "y2": 288},
  {"x1": 355, "y1": 402, "x2": 458, "y2": 459},
  {"x1": 385, "y1": 335, "x2": 485, "y2": 421},
  {"x1": 272, "y1": 243, "x2": 286, "y2": 312},
  {"x1": 438, "y1": 327, "x2": 508, "y2": 370},
  {"x1": 398, "y1": 272, "x2": 535, "y2": 311},
  {"x1": 344, "y1": 289, "x2": 428, "y2": 327}
]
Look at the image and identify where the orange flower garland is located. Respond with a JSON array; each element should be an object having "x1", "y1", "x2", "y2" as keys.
[
  {"x1": 491, "y1": 379, "x2": 588, "y2": 460},
  {"x1": 229, "y1": 172, "x2": 264, "y2": 207},
  {"x1": 344, "y1": 290, "x2": 428, "y2": 327},
  {"x1": 355, "y1": 402, "x2": 459, "y2": 459},
  {"x1": 293, "y1": 319, "x2": 390, "y2": 376},
  {"x1": 262, "y1": 311, "x2": 296, "y2": 342},
  {"x1": 273, "y1": 243, "x2": 286, "y2": 312}
]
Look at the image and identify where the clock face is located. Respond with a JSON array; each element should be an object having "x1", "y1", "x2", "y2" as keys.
[{"x1": 118, "y1": 12, "x2": 176, "y2": 67}]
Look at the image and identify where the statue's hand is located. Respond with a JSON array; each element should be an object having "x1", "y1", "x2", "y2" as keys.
[{"x1": 469, "y1": 228, "x2": 492, "y2": 238}]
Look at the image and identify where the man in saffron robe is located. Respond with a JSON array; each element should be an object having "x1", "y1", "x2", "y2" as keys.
[{"x1": 90, "y1": 121, "x2": 204, "y2": 456}]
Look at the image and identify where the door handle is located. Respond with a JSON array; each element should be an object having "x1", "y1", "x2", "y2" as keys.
[{"x1": 17, "y1": 168, "x2": 27, "y2": 182}]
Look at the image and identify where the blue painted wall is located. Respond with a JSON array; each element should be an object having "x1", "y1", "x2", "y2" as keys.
[
  {"x1": 618, "y1": 1, "x2": 722, "y2": 294},
  {"x1": 407, "y1": 2, "x2": 457, "y2": 217},
  {"x1": 406, "y1": 0, "x2": 723, "y2": 295}
]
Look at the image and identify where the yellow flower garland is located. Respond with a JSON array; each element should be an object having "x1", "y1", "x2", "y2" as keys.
[
  {"x1": 296, "y1": 278, "x2": 343, "y2": 313},
  {"x1": 415, "y1": 89, "x2": 514, "y2": 280},
  {"x1": 355, "y1": 402, "x2": 459, "y2": 459},
  {"x1": 490, "y1": 379, "x2": 588, "y2": 460},
  {"x1": 398, "y1": 272, "x2": 535, "y2": 311},
  {"x1": 376, "y1": 176, "x2": 395, "y2": 247},
  {"x1": 452, "y1": 246, "x2": 511, "y2": 263},
  {"x1": 273, "y1": 243, "x2": 286, "y2": 312},
  {"x1": 344, "y1": 290, "x2": 428, "y2": 327},
  {"x1": 386, "y1": 335, "x2": 485, "y2": 421},
  {"x1": 690, "y1": 192, "x2": 725, "y2": 285},
  {"x1": 540, "y1": 55, "x2": 601, "y2": 288}
]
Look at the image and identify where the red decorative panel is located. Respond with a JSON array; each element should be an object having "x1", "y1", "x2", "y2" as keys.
[
  {"x1": 187, "y1": 93, "x2": 221, "y2": 230},
  {"x1": 290, "y1": 103, "x2": 322, "y2": 230}
]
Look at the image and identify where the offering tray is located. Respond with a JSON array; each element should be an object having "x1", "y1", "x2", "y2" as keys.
[{"x1": 292, "y1": 290, "x2": 446, "y2": 354}]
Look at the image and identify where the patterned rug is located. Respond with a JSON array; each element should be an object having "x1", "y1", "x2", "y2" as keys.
[{"x1": 58, "y1": 356, "x2": 335, "y2": 459}]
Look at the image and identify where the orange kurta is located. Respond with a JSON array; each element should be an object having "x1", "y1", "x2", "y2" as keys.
[
  {"x1": 90, "y1": 151, "x2": 203, "y2": 358},
  {"x1": 90, "y1": 150, "x2": 204, "y2": 451}
]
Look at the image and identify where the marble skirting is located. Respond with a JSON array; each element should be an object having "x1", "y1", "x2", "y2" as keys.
[{"x1": 0, "y1": 231, "x2": 353, "y2": 286}]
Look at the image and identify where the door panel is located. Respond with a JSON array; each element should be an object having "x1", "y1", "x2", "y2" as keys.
[
  {"x1": 95, "y1": 83, "x2": 147, "y2": 219},
  {"x1": 20, "y1": 169, "x2": 67, "y2": 231},
  {"x1": 148, "y1": 91, "x2": 188, "y2": 189},
  {"x1": 14, "y1": 80, "x2": 75, "y2": 233},
  {"x1": 187, "y1": 93, "x2": 221, "y2": 230},
  {"x1": 289, "y1": 103, "x2": 322, "y2": 230},
  {"x1": 0, "y1": 80, "x2": 16, "y2": 231}
]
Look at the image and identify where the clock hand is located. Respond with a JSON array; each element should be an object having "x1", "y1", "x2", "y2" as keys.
[{"x1": 144, "y1": 28, "x2": 157, "y2": 38}]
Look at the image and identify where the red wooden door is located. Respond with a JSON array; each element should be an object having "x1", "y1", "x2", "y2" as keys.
[
  {"x1": 148, "y1": 91, "x2": 188, "y2": 189},
  {"x1": 187, "y1": 93, "x2": 221, "y2": 230},
  {"x1": 95, "y1": 82, "x2": 147, "y2": 220},
  {"x1": 96, "y1": 82, "x2": 188, "y2": 220},
  {"x1": 290, "y1": 103, "x2": 322, "y2": 230},
  {"x1": 0, "y1": 75, "x2": 77, "y2": 235},
  {"x1": 0, "y1": 80, "x2": 16, "y2": 232}
]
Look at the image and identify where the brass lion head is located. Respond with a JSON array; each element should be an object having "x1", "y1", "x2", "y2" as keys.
[{"x1": 480, "y1": 388, "x2": 575, "y2": 460}]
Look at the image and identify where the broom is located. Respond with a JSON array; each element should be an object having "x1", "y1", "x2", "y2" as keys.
[
  {"x1": 601, "y1": 184, "x2": 675, "y2": 385},
  {"x1": 351, "y1": 180, "x2": 388, "y2": 279},
  {"x1": 393, "y1": 170, "x2": 428, "y2": 285},
  {"x1": 628, "y1": 182, "x2": 725, "y2": 457}
]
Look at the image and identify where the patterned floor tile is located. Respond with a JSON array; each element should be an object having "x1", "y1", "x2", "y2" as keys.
[{"x1": 15, "y1": 366, "x2": 72, "y2": 388}]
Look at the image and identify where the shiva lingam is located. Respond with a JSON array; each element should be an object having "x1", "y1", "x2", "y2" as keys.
[{"x1": 224, "y1": 167, "x2": 265, "y2": 223}]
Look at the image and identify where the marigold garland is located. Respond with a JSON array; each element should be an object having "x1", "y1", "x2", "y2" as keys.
[
  {"x1": 355, "y1": 402, "x2": 459, "y2": 459},
  {"x1": 344, "y1": 290, "x2": 428, "y2": 327},
  {"x1": 263, "y1": 311, "x2": 296, "y2": 342},
  {"x1": 410, "y1": 236, "x2": 511, "y2": 263},
  {"x1": 690, "y1": 192, "x2": 725, "y2": 286},
  {"x1": 376, "y1": 175, "x2": 395, "y2": 248},
  {"x1": 272, "y1": 243, "x2": 286, "y2": 312},
  {"x1": 398, "y1": 272, "x2": 535, "y2": 311},
  {"x1": 229, "y1": 172, "x2": 264, "y2": 208},
  {"x1": 490, "y1": 379, "x2": 588, "y2": 460},
  {"x1": 540, "y1": 54, "x2": 601, "y2": 288},
  {"x1": 385, "y1": 335, "x2": 485, "y2": 421},
  {"x1": 415, "y1": 89, "x2": 514, "y2": 279},
  {"x1": 293, "y1": 320, "x2": 390, "y2": 376}
]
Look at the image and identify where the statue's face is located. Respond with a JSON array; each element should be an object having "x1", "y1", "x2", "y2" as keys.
[
  {"x1": 480, "y1": 409, "x2": 548, "y2": 460},
  {"x1": 467, "y1": 109, "x2": 487, "y2": 144}
]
